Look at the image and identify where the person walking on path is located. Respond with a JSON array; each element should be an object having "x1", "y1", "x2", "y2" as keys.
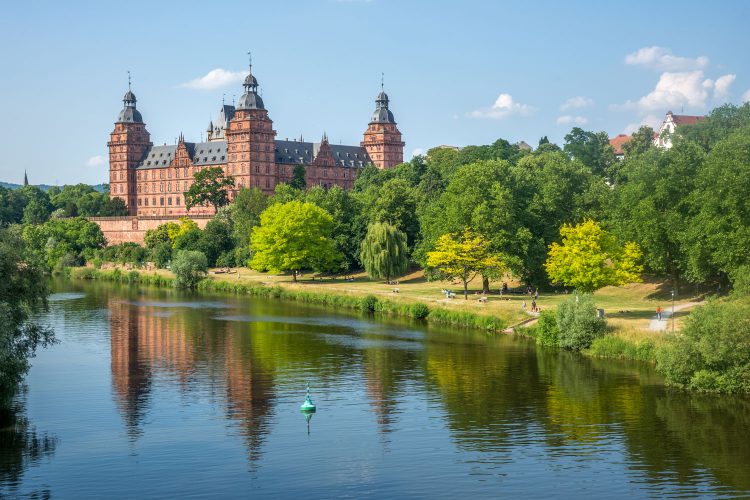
[
  {"x1": 531, "y1": 299, "x2": 537, "y2": 312},
  {"x1": 656, "y1": 306, "x2": 662, "y2": 320}
]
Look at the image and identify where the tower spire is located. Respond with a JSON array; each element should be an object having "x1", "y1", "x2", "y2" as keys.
[
  {"x1": 381, "y1": 72, "x2": 384, "y2": 91},
  {"x1": 128, "y1": 70, "x2": 131, "y2": 91},
  {"x1": 247, "y1": 50, "x2": 252, "y2": 73}
]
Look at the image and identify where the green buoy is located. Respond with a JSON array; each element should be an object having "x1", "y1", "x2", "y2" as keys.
[{"x1": 300, "y1": 383, "x2": 316, "y2": 413}]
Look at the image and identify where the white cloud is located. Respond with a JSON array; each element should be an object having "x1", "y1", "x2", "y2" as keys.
[
  {"x1": 713, "y1": 74, "x2": 736, "y2": 102},
  {"x1": 180, "y1": 68, "x2": 246, "y2": 90},
  {"x1": 86, "y1": 155, "x2": 105, "y2": 167},
  {"x1": 560, "y1": 96, "x2": 594, "y2": 111},
  {"x1": 615, "y1": 71, "x2": 713, "y2": 112},
  {"x1": 469, "y1": 93, "x2": 533, "y2": 119},
  {"x1": 625, "y1": 46, "x2": 709, "y2": 71},
  {"x1": 556, "y1": 115, "x2": 588, "y2": 125},
  {"x1": 743, "y1": 89, "x2": 750, "y2": 103}
]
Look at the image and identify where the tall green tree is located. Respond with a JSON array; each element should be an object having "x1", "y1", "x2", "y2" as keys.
[
  {"x1": 360, "y1": 222, "x2": 409, "y2": 283},
  {"x1": 684, "y1": 130, "x2": 750, "y2": 282},
  {"x1": 0, "y1": 227, "x2": 55, "y2": 407},
  {"x1": 250, "y1": 201, "x2": 342, "y2": 280},
  {"x1": 184, "y1": 167, "x2": 235, "y2": 212},
  {"x1": 229, "y1": 187, "x2": 269, "y2": 247},
  {"x1": 290, "y1": 165, "x2": 307, "y2": 190},
  {"x1": 622, "y1": 126, "x2": 656, "y2": 157},
  {"x1": 563, "y1": 127, "x2": 616, "y2": 178}
]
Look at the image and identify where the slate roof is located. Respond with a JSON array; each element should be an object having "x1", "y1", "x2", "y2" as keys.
[{"x1": 136, "y1": 139, "x2": 369, "y2": 169}]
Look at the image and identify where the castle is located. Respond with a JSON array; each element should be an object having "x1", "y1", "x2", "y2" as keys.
[{"x1": 108, "y1": 60, "x2": 405, "y2": 217}]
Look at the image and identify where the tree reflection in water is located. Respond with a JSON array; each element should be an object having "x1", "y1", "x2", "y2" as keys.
[{"x1": 0, "y1": 394, "x2": 57, "y2": 498}]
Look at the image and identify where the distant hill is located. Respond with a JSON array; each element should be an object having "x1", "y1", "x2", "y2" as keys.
[{"x1": 0, "y1": 182, "x2": 107, "y2": 193}]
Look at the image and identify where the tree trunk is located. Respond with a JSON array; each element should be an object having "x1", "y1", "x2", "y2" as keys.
[
  {"x1": 482, "y1": 276, "x2": 490, "y2": 294},
  {"x1": 463, "y1": 280, "x2": 468, "y2": 300},
  {"x1": 293, "y1": 270, "x2": 297, "y2": 283}
]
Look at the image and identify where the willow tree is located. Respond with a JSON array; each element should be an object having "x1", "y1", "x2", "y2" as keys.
[{"x1": 360, "y1": 222, "x2": 409, "y2": 283}]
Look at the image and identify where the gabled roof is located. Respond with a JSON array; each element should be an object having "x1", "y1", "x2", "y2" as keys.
[
  {"x1": 609, "y1": 134, "x2": 631, "y2": 155},
  {"x1": 666, "y1": 111, "x2": 706, "y2": 126}
]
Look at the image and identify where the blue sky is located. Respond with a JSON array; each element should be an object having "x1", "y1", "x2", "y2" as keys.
[{"x1": 2, "y1": 0, "x2": 749, "y2": 185}]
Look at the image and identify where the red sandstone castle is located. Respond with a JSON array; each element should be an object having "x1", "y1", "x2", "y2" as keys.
[{"x1": 108, "y1": 61, "x2": 404, "y2": 216}]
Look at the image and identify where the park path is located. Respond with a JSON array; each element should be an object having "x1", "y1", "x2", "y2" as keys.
[{"x1": 648, "y1": 302, "x2": 702, "y2": 331}]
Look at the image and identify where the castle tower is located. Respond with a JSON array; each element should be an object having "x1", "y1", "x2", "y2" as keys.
[
  {"x1": 108, "y1": 76, "x2": 152, "y2": 215},
  {"x1": 361, "y1": 81, "x2": 404, "y2": 169},
  {"x1": 226, "y1": 56, "x2": 277, "y2": 194}
]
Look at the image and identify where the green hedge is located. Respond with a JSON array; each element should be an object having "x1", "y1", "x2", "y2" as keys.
[
  {"x1": 586, "y1": 335, "x2": 656, "y2": 362},
  {"x1": 68, "y1": 268, "x2": 505, "y2": 331}
]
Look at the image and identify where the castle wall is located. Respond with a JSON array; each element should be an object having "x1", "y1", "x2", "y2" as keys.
[{"x1": 90, "y1": 215, "x2": 212, "y2": 245}]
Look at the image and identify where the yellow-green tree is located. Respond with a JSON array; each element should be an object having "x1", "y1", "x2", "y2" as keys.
[
  {"x1": 426, "y1": 229, "x2": 504, "y2": 299},
  {"x1": 545, "y1": 219, "x2": 643, "y2": 293},
  {"x1": 250, "y1": 201, "x2": 342, "y2": 281}
]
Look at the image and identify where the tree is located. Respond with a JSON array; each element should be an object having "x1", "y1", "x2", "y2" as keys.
[
  {"x1": 563, "y1": 127, "x2": 616, "y2": 178},
  {"x1": 684, "y1": 130, "x2": 750, "y2": 282},
  {"x1": 250, "y1": 201, "x2": 342, "y2": 280},
  {"x1": 426, "y1": 229, "x2": 504, "y2": 299},
  {"x1": 545, "y1": 220, "x2": 643, "y2": 293},
  {"x1": 197, "y1": 219, "x2": 233, "y2": 267},
  {"x1": 21, "y1": 217, "x2": 105, "y2": 270},
  {"x1": 622, "y1": 126, "x2": 656, "y2": 157},
  {"x1": 171, "y1": 250, "x2": 208, "y2": 289},
  {"x1": 0, "y1": 227, "x2": 55, "y2": 407},
  {"x1": 290, "y1": 164, "x2": 307, "y2": 190},
  {"x1": 184, "y1": 167, "x2": 235, "y2": 212},
  {"x1": 360, "y1": 222, "x2": 409, "y2": 282},
  {"x1": 99, "y1": 197, "x2": 129, "y2": 216},
  {"x1": 361, "y1": 177, "x2": 420, "y2": 249},
  {"x1": 230, "y1": 187, "x2": 268, "y2": 247}
]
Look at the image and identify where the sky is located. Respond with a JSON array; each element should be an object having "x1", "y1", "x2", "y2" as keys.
[{"x1": 1, "y1": 0, "x2": 749, "y2": 185}]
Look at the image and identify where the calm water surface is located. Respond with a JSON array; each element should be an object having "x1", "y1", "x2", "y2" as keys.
[{"x1": 2, "y1": 280, "x2": 749, "y2": 498}]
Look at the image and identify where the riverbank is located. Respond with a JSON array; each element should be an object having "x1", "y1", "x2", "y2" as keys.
[{"x1": 67, "y1": 265, "x2": 703, "y2": 364}]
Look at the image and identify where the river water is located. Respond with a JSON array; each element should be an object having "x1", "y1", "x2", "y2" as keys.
[{"x1": 1, "y1": 280, "x2": 749, "y2": 498}]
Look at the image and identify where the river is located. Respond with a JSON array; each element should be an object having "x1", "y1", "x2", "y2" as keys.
[{"x1": 2, "y1": 280, "x2": 749, "y2": 498}]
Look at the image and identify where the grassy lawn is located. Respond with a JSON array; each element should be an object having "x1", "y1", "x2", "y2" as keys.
[{"x1": 194, "y1": 267, "x2": 703, "y2": 336}]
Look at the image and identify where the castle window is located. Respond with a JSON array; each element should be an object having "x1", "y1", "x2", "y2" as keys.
[
  {"x1": 145, "y1": 198, "x2": 149, "y2": 206},
  {"x1": 265, "y1": 165, "x2": 269, "y2": 174},
  {"x1": 152, "y1": 197, "x2": 156, "y2": 206},
  {"x1": 176, "y1": 197, "x2": 181, "y2": 205},
  {"x1": 168, "y1": 197, "x2": 172, "y2": 206},
  {"x1": 138, "y1": 198, "x2": 142, "y2": 206},
  {"x1": 160, "y1": 197, "x2": 164, "y2": 206}
]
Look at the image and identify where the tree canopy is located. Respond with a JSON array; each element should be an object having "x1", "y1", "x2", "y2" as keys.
[
  {"x1": 545, "y1": 220, "x2": 643, "y2": 293},
  {"x1": 184, "y1": 167, "x2": 235, "y2": 212},
  {"x1": 250, "y1": 200, "x2": 342, "y2": 279},
  {"x1": 426, "y1": 229, "x2": 504, "y2": 299}
]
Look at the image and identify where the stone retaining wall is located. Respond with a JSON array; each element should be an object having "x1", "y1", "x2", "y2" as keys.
[{"x1": 89, "y1": 215, "x2": 212, "y2": 245}]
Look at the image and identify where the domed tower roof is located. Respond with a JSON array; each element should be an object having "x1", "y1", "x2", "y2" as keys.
[
  {"x1": 370, "y1": 87, "x2": 395, "y2": 124},
  {"x1": 236, "y1": 54, "x2": 265, "y2": 111},
  {"x1": 117, "y1": 72, "x2": 143, "y2": 123}
]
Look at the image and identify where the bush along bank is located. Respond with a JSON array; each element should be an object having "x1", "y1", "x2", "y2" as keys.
[{"x1": 68, "y1": 268, "x2": 507, "y2": 332}]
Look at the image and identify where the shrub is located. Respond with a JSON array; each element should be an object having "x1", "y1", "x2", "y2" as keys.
[
  {"x1": 535, "y1": 310, "x2": 560, "y2": 347},
  {"x1": 360, "y1": 294, "x2": 377, "y2": 313},
  {"x1": 171, "y1": 250, "x2": 208, "y2": 289},
  {"x1": 410, "y1": 303, "x2": 430, "y2": 319},
  {"x1": 126, "y1": 270, "x2": 140, "y2": 284},
  {"x1": 656, "y1": 297, "x2": 750, "y2": 394},
  {"x1": 556, "y1": 294, "x2": 606, "y2": 350}
]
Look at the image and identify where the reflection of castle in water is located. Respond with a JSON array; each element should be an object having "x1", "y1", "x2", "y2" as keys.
[{"x1": 108, "y1": 299, "x2": 274, "y2": 459}]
